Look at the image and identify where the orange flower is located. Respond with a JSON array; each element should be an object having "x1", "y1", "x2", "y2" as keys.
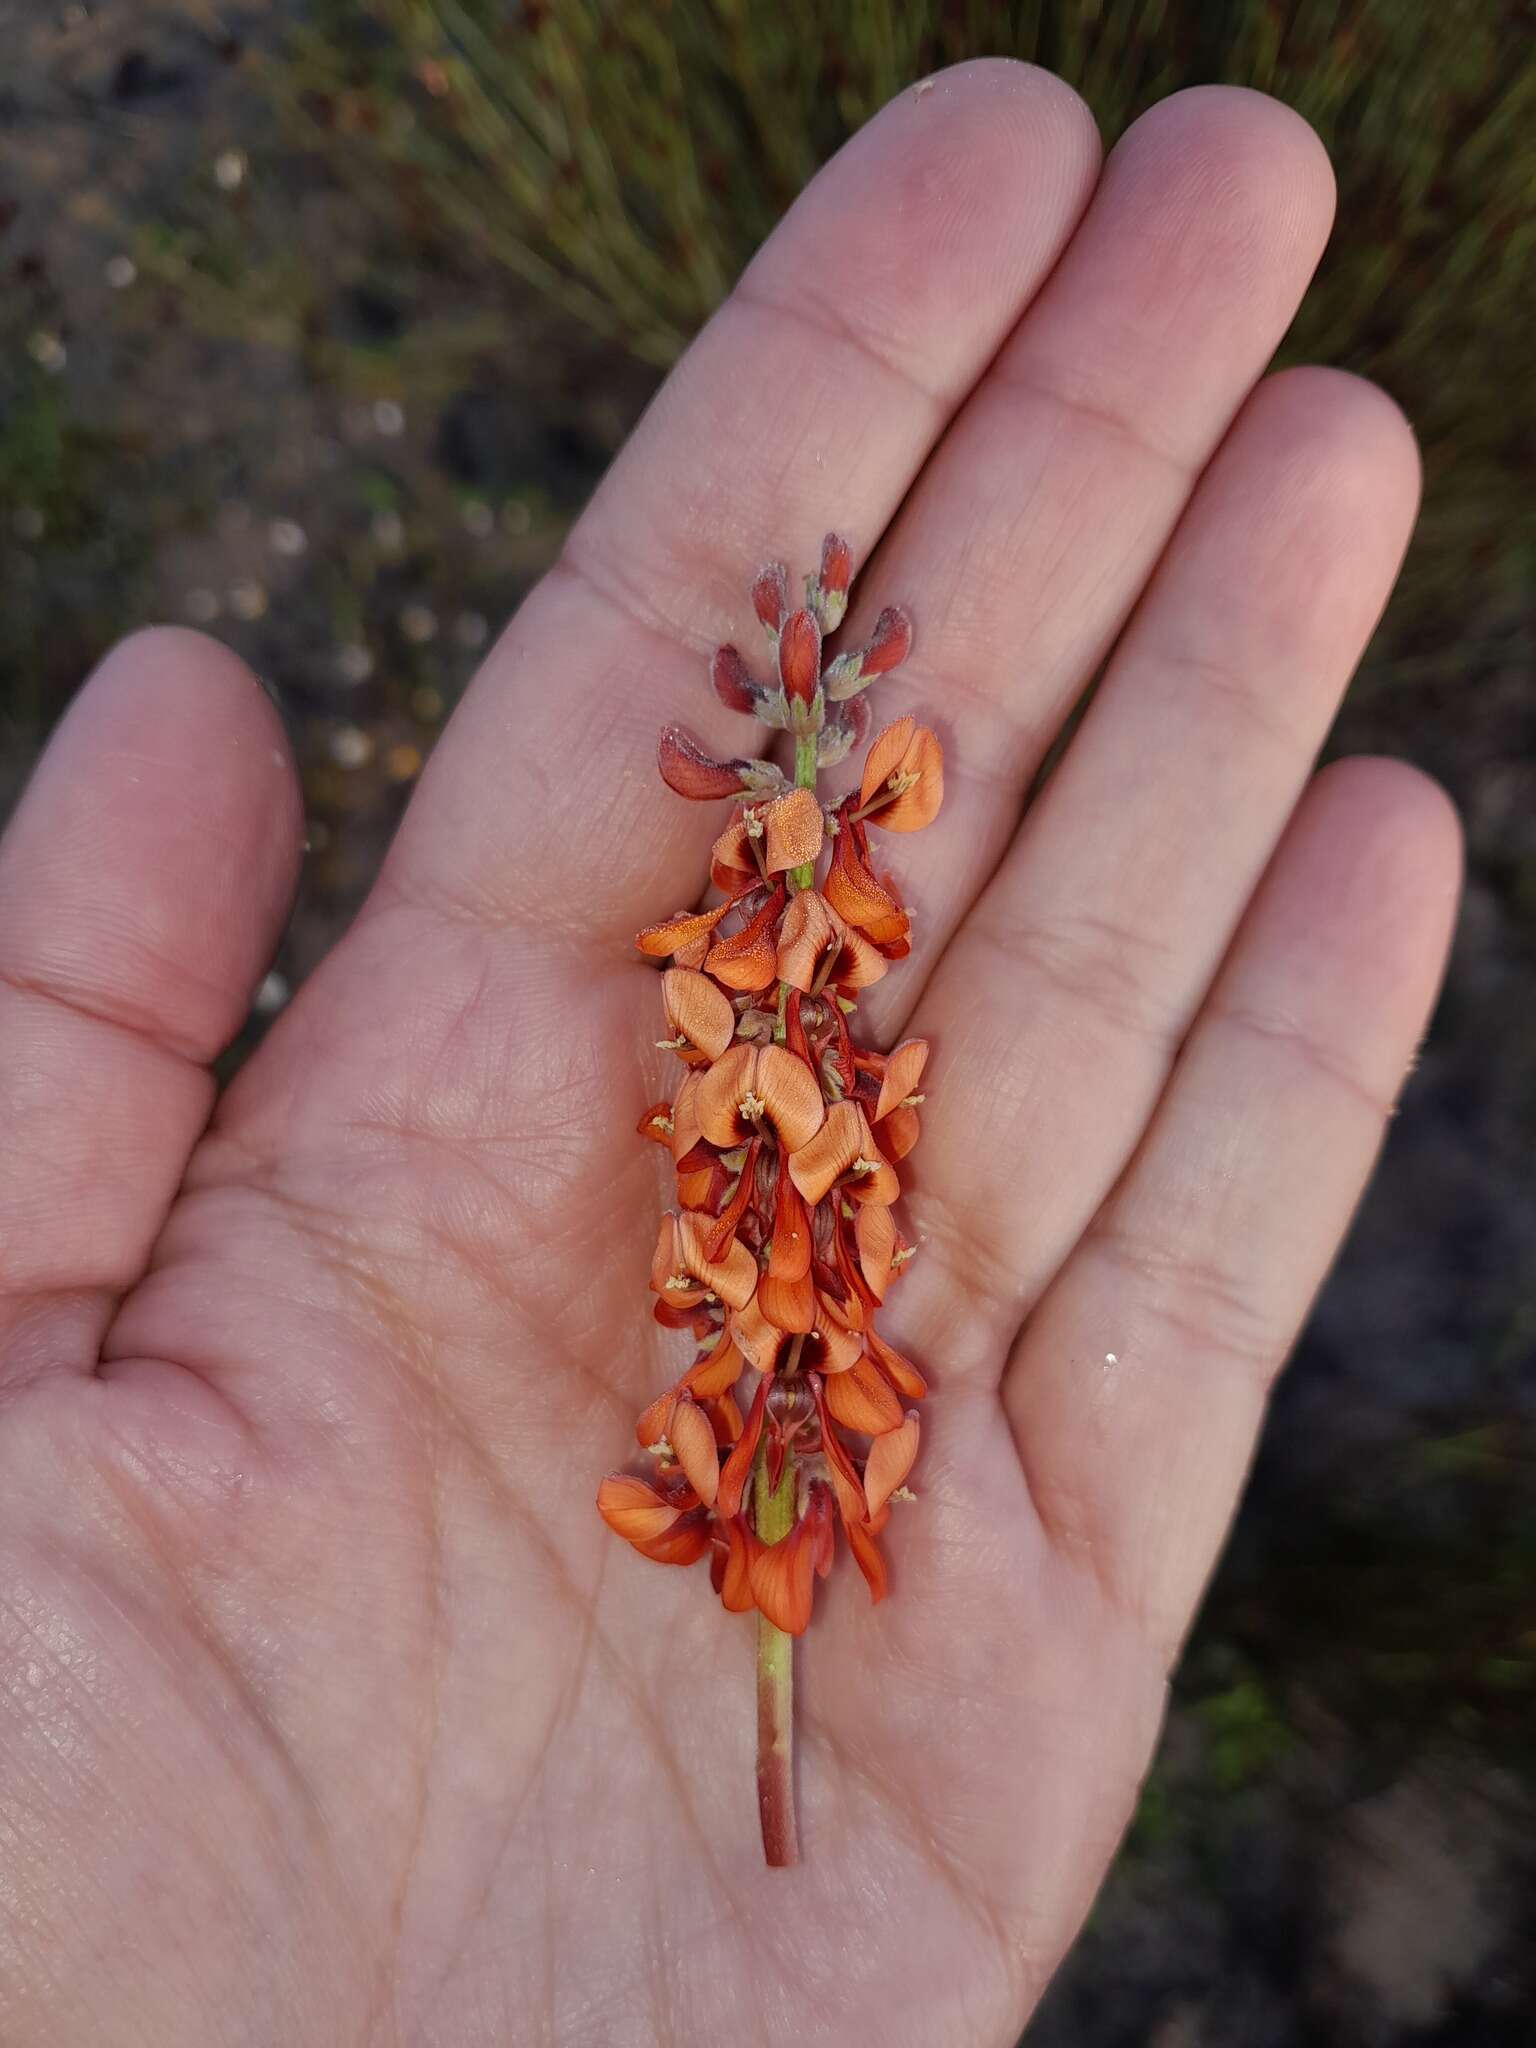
[
  {"x1": 787, "y1": 1099, "x2": 899, "y2": 1206},
  {"x1": 660, "y1": 968, "x2": 735, "y2": 1064},
  {"x1": 858, "y1": 716, "x2": 944, "y2": 832},
  {"x1": 695, "y1": 1042, "x2": 825, "y2": 1152},
  {"x1": 704, "y1": 885, "x2": 785, "y2": 992},
  {"x1": 635, "y1": 900, "x2": 730, "y2": 960},
  {"x1": 823, "y1": 801, "x2": 911, "y2": 956},
  {"x1": 775, "y1": 889, "x2": 886, "y2": 996}
]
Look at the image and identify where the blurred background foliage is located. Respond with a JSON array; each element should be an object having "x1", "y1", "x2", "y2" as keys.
[
  {"x1": 1, "y1": 2, "x2": 1533, "y2": 2040},
  {"x1": 278, "y1": 0, "x2": 1535, "y2": 634}
]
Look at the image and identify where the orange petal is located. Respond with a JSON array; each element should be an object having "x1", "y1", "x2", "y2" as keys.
[
  {"x1": 662, "y1": 968, "x2": 735, "y2": 1062},
  {"x1": 855, "y1": 1202, "x2": 896, "y2": 1300},
  {"x1": 859, "y1": 717, "x2": 943, "y2": 832},
  {"x1": 717, "y1": 1373, "x2": 769, "y2": 1519},
  {"x1": 823, "y1": 813, "x2": 910, "y2": 950},
  {"x1": 668, "y1": 1394, "x2": 721, "y2": 1507},
  {"x1": 596, "y1": 1474, "x2": 682, "y2": 1546},
  {"x1": 816, "y1": 1407, "x2": 868, "y2": 1527},
  {"x1": 705, "y1": 1390, "x2": 743, "y2": 1444},
  {"x1": 874, "y1": 1038, "x2": 929, "y2": 1123},
  {"x1": 636, "y1": 900, "x2": 730, "y2": 958},
  {"x1": 810, "y1": 1305, "x2": 865, "y2": 1374},
  {"x1": 688, "y1": 1328, "x2": 743, "y2": 1401},
  {"x1": 775, "y1": 889, "x2": 844, "y2": 993},
  {"x1": 754, "y1": 1044, "x2": 826, "y2": 1152},
  {"x1": 729, "y1": 1296, "x2": 788, "y2": 1376},
  {"x1": 788, "y1": 1101, "x2": 895, "y2": 1206},
  {"x1": 881, "y1": 1105, "x2": 921, "y2": 1161},
  {"x1": 747, "y1": 1515, "x2": 818, "y2": 1636},
  {"x1": 717, "y1": 1517, "x2": 756, "y2": 1612},
  {"x1": 787, "y1": 1099, "x2": 861, "y2": 1203},
  {"x1": 634, "y1": 1330, "x2": 744, "y2": 1447},
  {"x1": 864, "y1": 1412, "x2": 919, "y2": 1516},
  {"x1": 822, "y1": 1353, "x2": 904, "y2": 1434},
  {"x1": 703, "y1": 887, "x2": 783, "y2": 993},
  {"x1": 845, "y1": 1515, "x2": 889, "y2": 1602},
  {"x1": 768, "y1": 1172, "x2": 812, "y2": 1282},
  {"x1": 866, "y1": 1326, "x2": 927, "y2": 1400},
  {"x1": 710, "y1": 814, "x2": 761, "y2": 899},
  {"x1": 694, "y1": 1043, "x2": 755, "y2": 1147},
  {"x1": 636, "y1": 1099, "x2": 675, "y2": 1147},
  {"x1": 649, "y1": 1213, "x2": 682, "y2": 1294},
  {"x1": 633, "y1": 1517, "x2": 712, "y2": 1566},
  {"x1": 837, "y1": 926, "x2": 889, "y2": 989},
  {"x1": 676, "y1": 1162, "x2": 717, "y2": 1210},
  {"x1": 763, "y1": 787, "x2": 824, "y2": 874},
  {"x1": 757, "y1": 1267, "x2": 817, "y2": 1333},
  {"x1": 676, "y1": 1211, "x2": 758, "y2": 1310}
]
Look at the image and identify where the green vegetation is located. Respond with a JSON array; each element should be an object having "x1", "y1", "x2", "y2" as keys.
[{"x1": 282, "y1": 0, "x2": 1536, "y2": 634}]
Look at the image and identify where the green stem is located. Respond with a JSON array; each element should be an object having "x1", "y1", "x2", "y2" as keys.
[
  {"x1": 753, "y1": 1449, "x2": 800, "y2": 1867},
  {"x1": 789, "y1": 729, "x2": 818, "y2": 891}
]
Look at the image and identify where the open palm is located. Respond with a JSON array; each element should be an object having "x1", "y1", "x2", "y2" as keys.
[{"x1": 0, "y1": 66, "x2": 1458, "y2": 2047}]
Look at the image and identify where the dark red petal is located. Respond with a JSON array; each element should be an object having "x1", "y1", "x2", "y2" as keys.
[
  {"x1": 752, "y1": 562, "x2": 788, "y2": 633},
  {"x1": 861, "y1": 605, "x2": 912, "y2": 676},
  {"x1": 717, "y1": 1373, "x2": 770, "y2": 1519},
  {"x1": 657, "y1": 724, "x2": 751, "y2": 800},
  {"x1": 710, "y1": 644, "x2": 761, "y2": 714}
]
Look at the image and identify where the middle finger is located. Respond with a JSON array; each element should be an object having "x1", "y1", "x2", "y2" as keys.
[{"x1": 831, "y1": 87, "x2": 1337, "y2": 1041}]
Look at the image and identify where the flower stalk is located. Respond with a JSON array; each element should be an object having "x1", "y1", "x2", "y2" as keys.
[{"x1": 599, "y1": 532, "x2": 942, "y2": 1866}]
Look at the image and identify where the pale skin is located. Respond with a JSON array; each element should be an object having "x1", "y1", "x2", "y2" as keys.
[{"x1": 0, "y1": 62, "x2": 1461, "y2": 2048}]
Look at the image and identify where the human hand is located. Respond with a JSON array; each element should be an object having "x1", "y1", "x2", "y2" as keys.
[{"x1": 0, "y1": 64, "x2": 1458, "y2": 2046}]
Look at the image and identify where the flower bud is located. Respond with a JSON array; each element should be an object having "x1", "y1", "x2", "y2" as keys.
[{"x1": 777, "y1": 607, "x2": 822, "y2": 706}]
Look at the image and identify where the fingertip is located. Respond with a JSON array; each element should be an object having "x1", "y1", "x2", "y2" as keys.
[
  {"x1": 1108, "y1": 84, "x2": 1336, "y2": 289},
  {"x1": 1309, "y1": 754, "x2": 1465, "y2": 908},
  {"x1": 1, "y1": 627, "x2": 305, "y2": 1061}
]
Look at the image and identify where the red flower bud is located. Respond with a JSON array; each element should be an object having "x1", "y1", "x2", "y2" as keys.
[
  {"x1": 861, "y1": 606, "x2": 912, "y2": 677},
  {"x1": 710, "y1": 644, "x2": 761, "y2": 715},
  {"x1": 777, "y1": 608, "x2": 822, "y2": 705},
  {"x1": 818, "y1": 532, "x2": 852, "y2": 601},
  {"x1": 751, "y1": 561, "x2": 788, "y2": 635}
]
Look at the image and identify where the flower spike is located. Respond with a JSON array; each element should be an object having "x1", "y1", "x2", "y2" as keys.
[{"x1": 605, "y1": 530, "x2": 943, "y2": 1868}]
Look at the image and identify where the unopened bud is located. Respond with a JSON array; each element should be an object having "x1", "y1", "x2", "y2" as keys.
[
  {"x1": 710, "y1": 643, "x2": 761, "y2": 715},
  {"x1": 752, "y1": 561, "x2": 789, "y2": 637},
  {"x1": 778, "y1": 608, "x2": 822, "y2": 706}
]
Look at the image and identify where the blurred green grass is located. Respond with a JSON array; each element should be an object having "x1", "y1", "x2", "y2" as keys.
[{"x1": 280, "y1": 0, "x2": 1536, "y2": 638}]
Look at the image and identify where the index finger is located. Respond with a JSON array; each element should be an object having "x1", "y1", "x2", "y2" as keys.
[{"x1": 380, "y1": 60, "x2": 1101, "y2": 936}]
